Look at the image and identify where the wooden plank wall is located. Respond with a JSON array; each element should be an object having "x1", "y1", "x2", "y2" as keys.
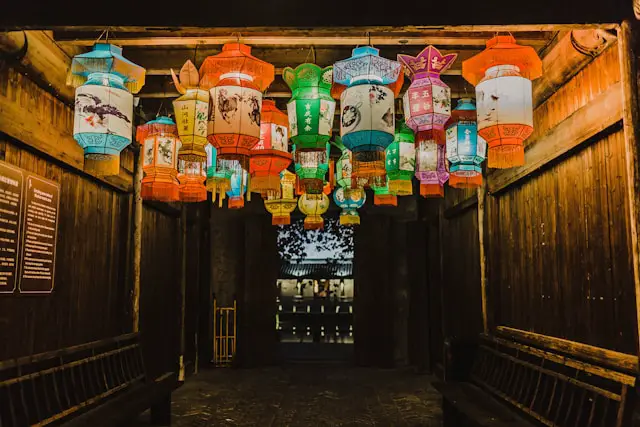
[{"x1": 434, "y1": 44, "x2": 638, "y2": 356}]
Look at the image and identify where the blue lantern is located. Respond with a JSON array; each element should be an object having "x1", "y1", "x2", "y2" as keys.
[
  {"x1": 226, "y1": 165, "x2": 249, "y2": 209},
  {"x1": 69, "y1": 43, "x2": 145, "y2": 176},
  {"x1": 333, "y1": 186, "x2": 366, "y2": 226},
  {"x1": 332, "y1": 47, "x2": 402, "y2": 185},
  {"x1": 445, "y1": 98, "x2": 487, "y2": 189}
]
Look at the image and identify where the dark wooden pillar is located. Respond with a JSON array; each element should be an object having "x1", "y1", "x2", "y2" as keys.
[
  {"x1": 391, "y1": 219, "x2": 409, "y2": 367},
  {"x1": 407, "y1": 215, "x2": 429, "y2": 372}
]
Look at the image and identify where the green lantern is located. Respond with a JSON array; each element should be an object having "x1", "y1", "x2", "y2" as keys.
[
  {"x1": 293, "y1": 143, "x2": 330, "y2": 194},
  {"x1": 283, "y1": 64, "x2": 336, "y2": 152},
  {"x1": 386, "y1": 122, "x2": 416, "y2": 196},
  {"x1": 372, "y1": 181, "x2": 397, "y2": 206}
]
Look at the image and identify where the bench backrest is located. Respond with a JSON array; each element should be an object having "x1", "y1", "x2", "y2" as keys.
[
  {"x1": 470, "y1": 334, "x2": 636, "y2": 427},
  {"x1": 0, "y1": 333, "x2": 146, "y2": 426}
]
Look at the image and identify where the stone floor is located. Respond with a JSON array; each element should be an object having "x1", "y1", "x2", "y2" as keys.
[{"x1": 131, "y1": 364, "x2": 442, "y2": 426}]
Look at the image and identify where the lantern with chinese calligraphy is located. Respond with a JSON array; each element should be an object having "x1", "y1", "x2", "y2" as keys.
[
  {"x1": 136, "y1": 116, "x2": 180, "y2": 202},
  {"x1": 333, "y1": 47, "x2": 403, "y2": 183},
  {"x1": 249, "y1": 100, "x2": 292, "y2": 197},
  {"x1": 372, "y1": 182, "x2": 397, "y2": 206},
  {"x1": 293, "y1": 143, "x2": 330, "y2": 194},
  {"x1": 333, "y1": 187, "x2": 366, "y2": 226},
  {"x1": 283, "y1": 64, "x2": 335, "y2": 152},
  {"x1": 415, "y1": 131, "x2": 448, "y2": 198},
  {"x1": 264, "y1": 170, "x2": 298, "y2": 225},
  {"x1": 398, "y1": 46, "x2": 457, "y2": 143},
  {"x1": 462, "y1": 35, "x2": 542, "y2": 168},
  {"x1": 205, "y1": 145, "x2": 232, "y2": 206},
  {"x1": 298, "y1": 193, "x2": 330, "y2": 230},
  {"x1": 446, "y1": 98, "x2": 487, "y2": 188},
  {"x1": 386, "y1": 122, "x2": 416, "y2": 196},
  {"x1": 171, "y1": 60, "x2": 209, "y2": 161},
  {"x1": 69, "y1": 43, "x2": 145, "y2": 176},
  {"x1": 178, "y1": 159, "x2": 207, "y2": 202},
  {"x1": 199, "y1": 43, "x2": 275, "y2": 171},
  {"x1": 226, "y1": 167, "x2": 249, "y2": 209}
]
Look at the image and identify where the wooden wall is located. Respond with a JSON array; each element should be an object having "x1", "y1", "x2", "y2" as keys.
[{"x1": 433, "y1": 44, "x2": 638, "y2": 357}]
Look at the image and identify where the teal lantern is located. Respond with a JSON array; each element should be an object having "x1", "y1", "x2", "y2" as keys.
[
  {"x1": 386, "y1": 122, "x2": 416, "y2": 196},
  {"x1": 333, "y1": 187, "x2": 366, "y2": 226},
  {"x1": 69, "y1": 43, "x2": 145, "y2": 176},
  {"x1": 446, "y1": 98, "x2": 487, "y2": 189},
  {"x1": 293, "y1": 143, "x2": 330, "y2": 194},
  {"x1": 205, "y1": 145, "x2": 232, "y2": 206},
  {"x1": 226, "y1": 166, "x2": 249, "y2": 209}
]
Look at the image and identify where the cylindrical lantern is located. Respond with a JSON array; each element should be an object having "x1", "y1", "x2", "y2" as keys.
[
  {"x1": 293, "y1": 143, "x2": 330, "y2": 194},
  {"x1": 333, "y1": 187, "x2": 366, "y2": 226},
  {"x1": 69, "y1": 43, "x2": 145, "y2": 176},
  {"x1": 205, "y1": 145, "x2": 232, "y2": 206},
  {"x1": 333, "y1": 47, "x2": 403, "y2": 183},
  {"x1": 446, "y1": 98, "x2": 487, "y2": 189},
  {"x1": 178, "y1": 159, "x2": 207, "y2": 202},
  {"x1": 415, "y1": 131, "x2": 449, "y2": 198},
  {"x1": 398, "y1": 46, "x2": 457, "y2": 143},
  {"x1": 298, "y1": 193, "x2": 330, "y2": 230},
  {"x1": 264, "y1": 170, "x2": 298, "y2": 226},
  {"x1": 199, "y1": 43, "x2": 275, "y2": 171},
  {"x1": 372, "y1": 182, "x2": 397, "y2": 206},
  {"x1": 226, "y1": 167, "x2": 249, "y2": 209},
  {"x1": 462, "y1": 36, "x2": 542, "y2": 169},
  {"x1": 249, "y1": 100, "x2": 292, "y2": 197},
  {"x1": 171, "y1": 60, "x2": 209, "y2": 162},
  {"x1": 283, "y1": 64, "x2": 336, "y2": 152},
  {"x1": 386, "y1": 122, "x2": 416, "y2": 196},
  {"x1": 136, "y1": 116, "x2": 180, "y2": 202},
  {"x1": 335, "y1": 146, "x2": 369, "y2": 189}
]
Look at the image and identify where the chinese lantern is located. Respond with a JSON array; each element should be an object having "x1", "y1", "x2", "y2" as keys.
[
  {"x1": 136, "y1": 116, "x2": 180, "y2": 202},
  {"x1": 446, "y1": 99, "x2": 487, "y2": 189},
  {"x1": 298, "y1": 193, "x2": 330, "y2": 230},
  {"x1": 332, "y1": 47, "x2": 403, "y2": 183},
  {"x1": 199, "y1": 43, "x2": 275, "y2": 171},
  {"x1": 386, "y1": 122, "x2": 416, "y2": 196},
  {"x1": 264, "y1": 170, "x2": 298, "y2": 226},
  {"x1": 293, "y1": 143, "x2": 330, "y2": 194},
  {"x1": 249, "y1": 100, "x2": 292, "y2": 197},
  {"x1": 226, "y1": 167, "x2": 249, "y2": 209},
  {"x1": 372, "y1": 182, "x2": 397, "y2": 206},
  {"x1": 283, "y1": 64, "x2": 336, "y2": 152},
  {"x1": 398, "y1": 46, "x2": 457, "y2": 143},
  {"x1": 205, "y1": 145, "x2": 232, "y2": 206},
  {"x1": 335, "y1": 146, "x2": 369, "y2": 189},
  {"x1": 178, "y1": 159, "x2": 207, "y2": 202},
  {"x1": 333, "y1": 187, "x2": 366, "y2": 226},
  {"x1": 462, "y1": 35, "x2": 542, "y2": 168},
  {"x1": 69, "y1": 43, "x2": 145, "y2": 176},
  {"x1": 171, "y1": 60, "x2": 209, "y2": 162},
  {"x1": 415, "y1": 131, "x2": 448, "y2": 198}
]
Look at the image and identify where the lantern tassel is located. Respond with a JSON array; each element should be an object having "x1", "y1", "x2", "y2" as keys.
[
  {"x1": 488, "y1": 146, "x2": 525, "y2": 169},
  {"x1": 420, "y1": 183, "x2": 444, "y2": 198},
  {"x1": 388, "y1": 180, "x2": 413, "y2": 196},
  {"x1": 449, "y1": 174, "x2": 483, "y2": 189},
  {"x1": 304, "y1": 216, "x2": 324, "y2": 230},
  {"x1": 340, "y1": 213, "x2": 361, "y2": 226},
  {"x1": 272, "y1": 215, "x2": 291, "y2": 226},
  {"x1": 228, "y1": 196, "x2": 245, "y2": 209},
  {"x1": 374, "y1": 194, "x2": 398, "y2": 206},
  {"x1": 84, "y1": 154, "x2": 120, "y2": 177}
]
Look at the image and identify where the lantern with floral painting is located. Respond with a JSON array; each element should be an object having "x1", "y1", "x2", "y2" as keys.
[
  {"x1": 372, "y1": 182, "x2": 397, "y2": 206},
  {"x1": 333, "y1": 186, "x2": 366, "y2": 226},
  {"x1": 398, "y1": 46, "x2": 457, "y2": 144},
  {"x1": 199, "y1": 43, "x2": 275, "y2": 171},
  {"x1": 298, "y1": 193, "x2": 330, "y2": 230},
  {"x1": 332, "y1": 47, "x2": 403, "y2": 183},
  {"x1": 446, "y1": 98, "x2": 487, "y2": 188},
  {"x1": 178, "y1": 159, "x2": 207, "y2": 202},
  {"x1": 415, "y1": 130, "x2": 448, "y2": 198},
  {"x1": 386, "y1": 122, "x2": 416, "y2": 196},
  {"x1": 462, "y1": 35, "x2": 542, "y2": 168},
  {"x1": 171, "y1": 60, "x2": 209, "y2": 162},
  {"x1": 264, "y1": 170, "x2": 298, "y2": 225},
  {"x1": 226, "y1": 167, "x2": 249, "y2": 209},
  {"x1": 69, "y1": 43, "x2": 145, "y2": 176},
  {"x1": 136, "y1": 116, "x2": 180, "y2": 202},
  {"x1": 249, "y1": 100, "x2": 292, "y2": 197},
  {"x1": 205, "y1": 145, "x2": 232, "y2": 206},
  {"x1": 293, "y1": 143, "x2": 330, "y2": 194},
  {"x1": 335, "y1": 146, "x2": 368, "y2": 189}
]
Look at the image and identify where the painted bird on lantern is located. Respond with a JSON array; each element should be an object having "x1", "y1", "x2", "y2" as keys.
[{"x1": 75, "y1": 93, "x2": 131, "y2": 126}]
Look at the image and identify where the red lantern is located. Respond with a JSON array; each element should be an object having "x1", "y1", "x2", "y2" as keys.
[
  {"x1": 178, "y1": 160, "x2": 207, "y2": 202},
  {"x1": 199, "y1": 43, "x2": 275, "y2": 171},
  {"x1": 249, "y1": 100, "x2": 292, "y2": 197}
]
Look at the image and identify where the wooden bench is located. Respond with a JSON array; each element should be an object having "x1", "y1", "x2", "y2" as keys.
[
  {"x1": 0, "y1": 333, "x2": 180, "y2": 426},
  {"x1": 434, "y1": 330, "x2": 637, "y2": 427}
]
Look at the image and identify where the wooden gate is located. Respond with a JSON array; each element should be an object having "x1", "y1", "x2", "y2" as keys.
[{"x1": 213, "y1": 300, "x2": 236, "y2": 367}]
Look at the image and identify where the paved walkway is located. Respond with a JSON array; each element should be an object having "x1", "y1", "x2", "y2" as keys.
[{"x1": 132, "y1": 364, "x2": 442, "y2": 426}]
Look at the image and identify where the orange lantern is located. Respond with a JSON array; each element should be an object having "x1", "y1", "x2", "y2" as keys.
[
  {"x1": 199, "y1": 43, "x2": 275, "y2": 171},
  {"x1": 249, "y1": 100, "x2": 292, "y2": 197},
  {"x1": 178, "y1": 159, "x2": 207, "y2": 202},
  {"x1": 136, "y1": 116, "x2": 180, "y2": 202},
  {"x1": 462, "y1": 36, "x2": 542, "y2": 168}
]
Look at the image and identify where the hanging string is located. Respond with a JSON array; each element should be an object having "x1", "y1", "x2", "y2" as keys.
[
  {"x1": 304, "y1": 46, "x2": 313, "y2": 63},
  {"x1": 312, "y1": 46, "x2": 316, "y2": 64},
  {"x1": 367, "y1": 31, "x2": 371, "y2": 47}
]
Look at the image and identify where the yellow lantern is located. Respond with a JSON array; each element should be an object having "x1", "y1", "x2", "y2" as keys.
[
  {"x1": 265, "y1": 170, "x2": 298, "y2": 226},
  {"x1": 298, "y1": 193, "x2": 330, "y2": 230}
]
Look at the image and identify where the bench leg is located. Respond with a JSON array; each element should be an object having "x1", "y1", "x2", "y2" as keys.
[{"x1": 150, "y1": 393, "x2": 172, "y2": 426}]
